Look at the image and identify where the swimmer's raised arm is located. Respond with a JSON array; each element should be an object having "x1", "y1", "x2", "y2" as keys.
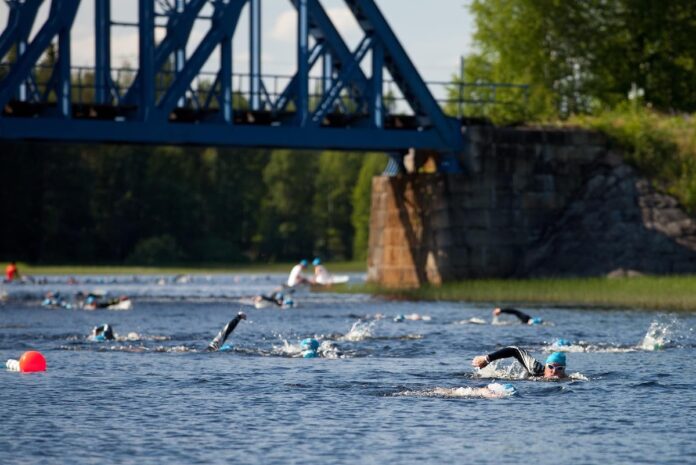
[
  {"x1": 207, "y1": 312, "x2": 246, "y2": 352},
  {"x1": 472, "y1": 346, "x2": 543, "y2": 376},
  {"x1": 493, "y1": 308, "x2": 532, "y2": 324}
]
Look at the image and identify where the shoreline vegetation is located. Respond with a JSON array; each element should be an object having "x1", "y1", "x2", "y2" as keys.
[
  {"x1": 342, "y1": 276, "x2": 696, "y2": 312},
  {"x1": 11, "y1": 261, "x2": 366, "y2": 276}
]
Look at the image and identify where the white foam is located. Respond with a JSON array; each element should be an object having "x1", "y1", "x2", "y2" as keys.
[
  {"x1": 394, "y1": 383, "x2": 516, "y2": 399},
  {"x1": 340, "y1": 320, "x2": 375, "y2": 341}
]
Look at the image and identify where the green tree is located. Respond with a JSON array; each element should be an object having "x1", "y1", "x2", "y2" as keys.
[
  {"x1": 351, "y1": 153, "x2": 387, "y2": 260},
  {"x1": 457, "y1": 0, "x2": 696, "y2": 122},
  {"x1": 311, "y1": 151, "x2": 363, "y2": 260},
  {"x1": 258, "y1": 150, "x2": 319, "y2": 260}
]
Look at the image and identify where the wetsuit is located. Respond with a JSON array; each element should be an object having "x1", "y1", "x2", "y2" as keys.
[
  {"x1": 258, "y1": 292, "x2": 284, "y2": 307},
  {"x1": 92, "y1": 324, "x2": 115, "y2": 340},
  {"x1": 498, "y1": 308, "x2": 533, "y2": 324},
  {"x1": 95, "y1": 297, "x2": 123, "y2": 309},
  {"x1": 207, "y1": 314, "x2": 244, "y2": 351},
  {"x1": 485, "y1": 346, "x2": 544, "y2": 377}
]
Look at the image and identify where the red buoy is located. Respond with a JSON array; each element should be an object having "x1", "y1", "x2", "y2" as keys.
[{"x1": 19, "y1": 351, "x2": 47, "y2": 372}]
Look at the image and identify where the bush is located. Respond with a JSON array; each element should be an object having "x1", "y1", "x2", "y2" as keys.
[
  {"x1": 126, "y1": 235, "x2": 185, "y2": 265},
  {"x1": 572, "y1": 107, "x2": 696, "y2": 212}
]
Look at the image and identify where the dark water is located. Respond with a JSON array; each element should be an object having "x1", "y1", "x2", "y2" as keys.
[{"x1": 2, "y1": 274, "x2": 696, "y2": 465}]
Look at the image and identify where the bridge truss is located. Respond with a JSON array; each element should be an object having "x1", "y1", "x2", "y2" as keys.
[{"x1": 0, "y1": 0, "x2": 464, "y2": 152}]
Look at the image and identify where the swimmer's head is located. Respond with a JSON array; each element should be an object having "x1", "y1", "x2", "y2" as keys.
[
  {"x1": 528, "y1": 317, "x2": 543, "y2": 325},
  {"x1": 219, "y1": 343, "x2": 234, "y2": 352},
  {"x1": 312, "y1": 258, "x2": 321, "y2": 266},
  {"x1": 544, "y1": 352, "x2": 567, "y2": 379},
  {"x1": 300, "y1": 338, "x2": 319, "y2": 351},
  {"x1": 282, "y1": 297, "x2": 294, "y2": 307},
  {"x1": 301, "y1": 338, "x2": 319, "y2": 358},
  {"x1": 393, "y1": 314, "x2": 405, "y2": 322},
  {"x1": 554, "y1": 338, "x2": 571, "y2": 347},
  {"x1": 299, "y1": 259, "x2": 308, "y2": 267}
]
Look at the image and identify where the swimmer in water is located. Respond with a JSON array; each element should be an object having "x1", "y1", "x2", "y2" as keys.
[
  {"x1": 300, "y1": 338, "x2": 320, "y2": 358},
  {"x1": 253, "y1": 290, "x2": 294, "y2": 308},
  {"x1": 472, "y1": 346, "x2": 568, "y2": 379},
  {"x1": 493, "y1": 307, "x2": 543, "y2": 325},
  {"x1": 90, "y1": 323, "x2": 115, "y2": 341},
  {"x1": 207, "y1": 312, "x2": 246, "y2": 352}
]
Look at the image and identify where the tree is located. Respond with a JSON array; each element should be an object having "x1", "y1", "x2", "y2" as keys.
[
  {"x1": 351, "y1": 153, "x2": 387, "y2": 260},
  {"x1": 311, "y1": 151, "x2": 363, "y2": 260},
  {"x1": 458, "y1": 0, "x2": 696, "y2": 122},
  {"x1": 257, "y1": 150, "x2": 319, "y2": 260}
]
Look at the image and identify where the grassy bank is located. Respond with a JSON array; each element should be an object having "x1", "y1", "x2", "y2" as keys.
[
  {"x1": 346, "y1": 276, "x2": 696, "y2": 311},
  {"x1": 11, "y1": 261, "x2": 366, "y2": 276}
]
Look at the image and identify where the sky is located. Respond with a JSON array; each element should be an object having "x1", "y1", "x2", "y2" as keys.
[{"x1": 0, "y1": 1, "x2": 475, "y2": 99}]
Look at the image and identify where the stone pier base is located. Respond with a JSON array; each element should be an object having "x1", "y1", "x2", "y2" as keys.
[{"x1": 367, "y1": 126, "x2": 696, "y2": 287}]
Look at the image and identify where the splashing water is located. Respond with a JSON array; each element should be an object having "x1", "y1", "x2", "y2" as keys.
[
  {"x1": 640, "y1": 319, "x2": 676, "y2": 351},
  {"x1": 340, "y1": 320, "x2": 375, "y2": 341},
  {"x1": 394, "y1": 383, "x2": 517, "y2": 399},
  {"x1": 473, "y1": 361, "x2": 528, "y2": 380}
]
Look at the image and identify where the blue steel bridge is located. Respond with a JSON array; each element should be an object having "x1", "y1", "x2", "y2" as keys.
[{"x1": 0, "y1": 0, "x2": 527, "y2": 154}]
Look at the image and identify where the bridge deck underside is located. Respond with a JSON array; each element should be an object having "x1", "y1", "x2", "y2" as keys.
[{"x1": 0, "y1": 100, "x2": 452, "y2": 151}]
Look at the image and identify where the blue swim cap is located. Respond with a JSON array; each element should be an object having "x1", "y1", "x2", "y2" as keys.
[
  {"x1": 394, "y1": 314, "x2": 405, "y2": 322},
  {"x1": 92, "y1": 334, "x2": 106, "y2": 342},
  {"x1": 312, "y1": 258, "x2": 321, "y2": 266},
  {"x1": 529, "y1": 317, "x2": 543, "y2": 325},
  {"x1": 545, "y1": 352, "x2": 566, "y2": 366},
  {"x1": 299, "y1": 259, "x2": 308, "y2": 267},
  {"x1": 219, "y1": 343, "x2": 234, "y2": 352},
  {"x1": 302, "y1": 350, "x2": 318, "y2": 358},
  {"x1": 554, "y1": 338, "x2": 571, "y2": 347},
  {"x1": 283, "y1": 297, "x2": 294, "y2": 307},
  {"x1": 300, "y1": 338, "x2": 319, "y2": 351}
]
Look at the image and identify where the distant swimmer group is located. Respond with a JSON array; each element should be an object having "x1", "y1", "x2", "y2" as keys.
[{"x1": 286, "y1": 258, "x2": 345, "y2": 288}]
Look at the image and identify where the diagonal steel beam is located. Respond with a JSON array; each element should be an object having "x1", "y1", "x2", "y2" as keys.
[
  {"x1": 311, "y1": 34, "x2": 372, "y2": 124},
  {"x1": 0, "y1": 0, "x2": 80, "y2": 111},
  {"x1": 155, "y1": 0, "x2": 246, "y2": 119},
  {"x1": 285, "y1": 0, "x2": 369, "y2": 107},
  {"x1": 344, "y1": 0, "x2": 461, "y2": 148},
  {"x1": 122, "y1": 0, "x2": 208, "y2": 104},
  {"x1": 272, "y1": 41, "x2": 324, "y2": 113},
  {"x1": 0, "y1": 0, "x2": 43, "y2": 62}
]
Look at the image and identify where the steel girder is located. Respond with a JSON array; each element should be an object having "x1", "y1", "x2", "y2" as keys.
[{"x1": 0, "y1": 0, "x2": 464, "y2": 152}]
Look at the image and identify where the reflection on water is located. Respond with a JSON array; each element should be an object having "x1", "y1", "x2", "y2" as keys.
[{"x1": 1, "y1": 274, "x2": 696, "y2": 465}]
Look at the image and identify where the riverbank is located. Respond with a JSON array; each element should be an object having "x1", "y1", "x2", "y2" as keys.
[
  {"x1": 345, "y1": 275, "x2": 696, "y2": 312},
  {"x1": 9, "y1": 261, "x2": 366, "y2": 276}
]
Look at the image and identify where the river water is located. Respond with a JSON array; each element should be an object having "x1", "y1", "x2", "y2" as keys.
[{"x1": 1, "y1": 274, "x2": 695, "y2": 465}]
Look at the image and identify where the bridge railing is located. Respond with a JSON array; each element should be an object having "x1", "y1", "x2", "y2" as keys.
[{"x1": 0, "y1": 63, "x2": 529, "y2": 118}]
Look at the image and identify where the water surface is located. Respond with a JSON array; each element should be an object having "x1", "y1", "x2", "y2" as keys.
[{"x1": 2, "y1": 274, "x2": 695, "y2": 464}]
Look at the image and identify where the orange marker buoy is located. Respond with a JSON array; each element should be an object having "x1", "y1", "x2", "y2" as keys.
[{"x1": 19, "y1": 351, "x2": 46, "y2": 373}]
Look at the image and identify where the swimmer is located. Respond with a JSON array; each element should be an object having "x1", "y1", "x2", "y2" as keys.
[
  {"x1": 472, "y1": 346, "x2": 568, "y2": 379},
  {"x1": 207, "y1": 312, "x2": 246, "y2": 352},
  {"x1": 493, "y1": 307, "x2": 542, "y2": 325},
  {"x1": 287, "y1": 260, "x2": 310, "y2": 287},
  {"x1": 254, "y1": 290, "x2": 294, "y2": 308},
  {"x1": 90, "y1": 323, "x2": 115, "y2": 341},
  {"x1": 300, "y1": 338, "x2": 320, "y2": 358}
]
